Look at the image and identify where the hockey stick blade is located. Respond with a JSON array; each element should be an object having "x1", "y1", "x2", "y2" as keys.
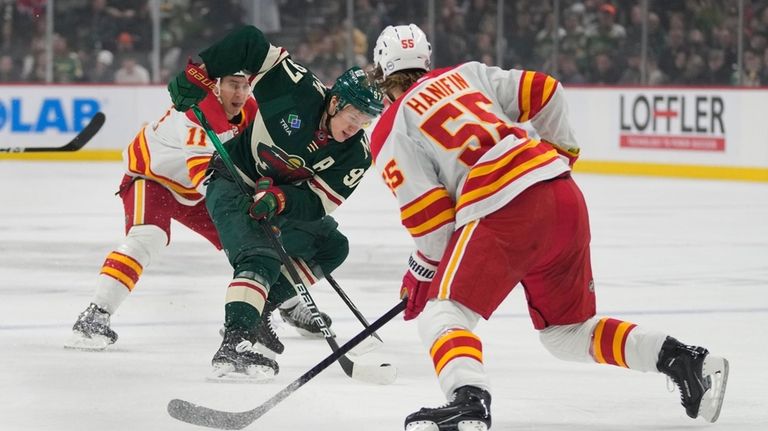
[
  {"x1": 329, "y1": 336, "x2": 396, "y2": 385},
  {"x1": 168, "y1": 300, "x2": 406, "y2": 430},
  {"x1": 0, "y1": 112, "x2": 105, "y2": 153}
]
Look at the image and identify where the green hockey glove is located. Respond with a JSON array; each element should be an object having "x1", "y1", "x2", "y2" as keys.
[
  {"x1": 167, "y1": 61, "x2": 216, "y2": 111},
  {"x1": 248, "y1": 177, "x2": 286, "y2": 221}
]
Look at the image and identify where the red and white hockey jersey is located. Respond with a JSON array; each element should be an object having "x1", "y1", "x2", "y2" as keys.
[
  {"x1": 370, "y1": 62, "x2": 580, "y2": 261},
  {"x1": 124, "y1": 92, "x2": 257, "y2": 205}
]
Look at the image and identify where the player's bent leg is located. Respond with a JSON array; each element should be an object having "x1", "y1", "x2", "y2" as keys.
[
  {"x1": 211, "y1": 271, "x2": 279, "y2": 382},
  {"x1": 66, "y1": 224, "x2": 167, "y2": 350},
  {"x1": 273, "y1": 258, "x2": 333, "y2": 338},
  {"x1": 405, "y1": 300, "x2": 491, "y2": 431},
  {"x1": 540, "y1": 317, "x2": 728, "y2": 422}
]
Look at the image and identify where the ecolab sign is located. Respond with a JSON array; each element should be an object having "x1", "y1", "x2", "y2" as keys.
[
  {"x1": 619, "y1": 92, "x2": 725, "y2": 151},
  {"x1": 0, "y1": 97, "x2": 101, "y2": 133}
]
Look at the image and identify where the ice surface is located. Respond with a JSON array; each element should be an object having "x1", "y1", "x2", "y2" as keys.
[{"x1": 1, "y1": 162, "x2": 766, "y2": 430}]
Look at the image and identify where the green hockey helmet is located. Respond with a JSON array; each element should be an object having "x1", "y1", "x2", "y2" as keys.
[{"x1": 330, "y1": 67, "x2": 384, "y2": 118}]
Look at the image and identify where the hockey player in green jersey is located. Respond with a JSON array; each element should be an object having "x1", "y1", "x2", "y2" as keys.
[{"x1": 167, "y1": 25, "x2": 384, "y2": 380}]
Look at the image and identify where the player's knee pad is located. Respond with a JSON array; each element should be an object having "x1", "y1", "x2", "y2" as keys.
[
  {"x1": 118, "y1": 224, "x2": 168, "y2": 266},
  {"x1": 418, "y1": 300, "x2": 481, "y2": 349},
  {"x1": 538, "y1": 317, "x2": 599, "y2": 363}
]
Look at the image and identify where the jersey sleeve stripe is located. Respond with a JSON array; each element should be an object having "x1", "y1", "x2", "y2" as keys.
[
  {"x1": 517, "y1": 71, "x2": 559, "y2": 123},
  {"x1": 256, "y1": 46, "x2": 289, "y2": 75},
  {"x1": 187, "y1": 155, "x2": 211, "y2": 186},
  {"x1": 401, "y1": 187, "x2": 452, "y2": 219},
  {"x1": 401, "y1": 188, "x2": 456, "y2": 237},
  {"x1": 457, "y1": 141, "x2": 559, "y2": 211},
  {"x1": 517, "y1": 71, "x2": 535, "y2": 122},
  {"x1": 126, "y1": 130, "x2": 204, "y2": 201},
  {"x1": 405, "y1": 208, "x2": 455, "y2": 237},
  {"x1": 308, "y1": 176, "x2": 345, "y2": 214}
]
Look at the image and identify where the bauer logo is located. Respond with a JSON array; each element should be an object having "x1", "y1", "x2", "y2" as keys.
[
  {"x1": 618, "y1": 92, "x2": 726, "y2": 152},
  {"x1": 0, "y1": 97, "x2": 101, "y2": 133}
]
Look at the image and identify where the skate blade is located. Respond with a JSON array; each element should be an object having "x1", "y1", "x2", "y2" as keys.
[
  {"x1": 405, "y1": 421, "x2": 488, "y2": 431},
  {"x1": 251, "y1": 343, "x2": 278, "y2": 360},
  {"x1": 63, "y1": 333, "x2": 112, "y2": 351},
  {"x1": 207, "y1": 364, "x2": 276, "y2": 383},
  {"x1": 294, "y1": 327, "x2": 335, "y2": 339},
  {"x1": 699, "y1": 356, "x2": 729, "y2": 422}
]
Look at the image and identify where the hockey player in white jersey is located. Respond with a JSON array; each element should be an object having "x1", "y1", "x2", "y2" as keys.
[
  {"x1": 370, "y1": 24, "x2": 729, "y2": 431},
  {"x1": 66, "y1": 72, "x2": 328, "y2": 351}
]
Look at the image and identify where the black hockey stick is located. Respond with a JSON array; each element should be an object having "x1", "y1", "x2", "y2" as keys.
[
  {"x1": 168, "y1": 299, "x2": 406, "y2": 430},
  {"x1": 325, "y1": 273, "x2": 383, "y2": 342},
  {"x1": 0, "y1": 112, "x2": 105, "y2": 153},
  {"x1": 190, "y1": 106, "x2": 395, "y2": 384}
]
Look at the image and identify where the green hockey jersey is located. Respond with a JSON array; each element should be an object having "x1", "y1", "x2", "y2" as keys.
[{"x1": 199, "y1": 25, "x2": 372, "y2": 221}]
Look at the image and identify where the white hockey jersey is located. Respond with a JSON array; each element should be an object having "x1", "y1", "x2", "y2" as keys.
[
  {"x1": 370, "y1": 62, "x2": 580, "y2": 261},
  {"x1": 123, "y1": 92, "x2": 257, "y2": 205}
]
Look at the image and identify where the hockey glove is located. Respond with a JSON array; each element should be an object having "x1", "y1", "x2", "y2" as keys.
[
  {"x1": 248, "y1": 177, "x2": 286, "y2": 221},
  {"x1": 167, "y1": 61, "x2": 216, "y2": 111},
  {"x1": 401, "y1": 251, "x2": 439, "y2": 321}
]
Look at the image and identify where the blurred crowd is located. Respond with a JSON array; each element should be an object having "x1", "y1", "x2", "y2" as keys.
[{"x1": 1, "y1": 0, "x2": 768, "y2": 87}]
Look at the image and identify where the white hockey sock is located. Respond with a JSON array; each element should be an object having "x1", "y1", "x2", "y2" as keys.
[
  {"x1": 419, "y1": 300, "x2": 490, "y2": 397},
  {"x1": 91, "y1": 225, "x2": 167, "y2": 315},
  {"x1": 539, "y1": 317, "x2": 667, "y2": 372}
]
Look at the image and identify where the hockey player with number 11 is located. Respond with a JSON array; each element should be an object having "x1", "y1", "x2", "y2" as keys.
[
  {"x1": 66, "y1": 73, "x2": 256, "y2": 350},
  {"x1": 370, "y1": 24, "x2": 729, "y2": 431},
  {"x1": 67, "y1": 72, "x2": 327, "y2": 351}
]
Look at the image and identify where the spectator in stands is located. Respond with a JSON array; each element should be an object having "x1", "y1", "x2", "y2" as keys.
[
  {"x1": 114, "y1": 55, "x2": 150, "y2": 84},
  {"x1": 764, "y1": 46, "x2": 768, "y2": 81},
  {"x1": 688, "y1": 28, "x2": 709, "y2": 58},
  {"x1": 534, "y1": 12, "x2": 567, "y2": 68},
  {"x1": 704, "y1": 49, "x2": 732, "y2": 85},
  {"x1": 588, "y1": 50, "x2": 620, "y2": 84},
  {"x1": 561, "y1": 9, "x2": 587, "y2": 63},
  {"x1": 737, "y1": 49, "x2": 765, "y2": 86},
  {"x1": 71, "y1": 0, "x2": 119, "y2": 54},
  {"x1": 659, "y1": 28, "x2": 687, "y2": 79},
  {"x1": 584, "y1": 2, "x2": 626, "y2": 59},
  {"x1": 506, "y1": 9, "x2": 536, "y2": 68},
  {"x1": 0, "y1": 53, "x2": 21, "y2": 82},
  {"x1": 682, "y1": 52, "x2": 707, "y2": 84},
  {"x1": 435, "y1": 13, "x2": 469, "y2": 67},
  {"x1": 645, "y1": 54, "x2": 668, "y2": 85},
  {"x1": 557, "y1": 52, "x2": 587, "y2": 84},
  {"x1": 618, "y1": 47, "x2": 642, "y2": 84},
  {"x1": 89, "y1": 49, "x2": 116, "y2": 83},
  {"x1": 52, "y1": 33, "x2": 84, "y2": 83}
]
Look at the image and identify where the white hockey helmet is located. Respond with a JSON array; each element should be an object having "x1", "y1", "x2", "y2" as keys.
[{"x1": 373, "y1": 24, "x2": 432, "y2": 80}]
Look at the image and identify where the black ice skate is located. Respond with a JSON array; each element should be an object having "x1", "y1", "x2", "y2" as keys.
[
  {"x1": 252, "y1": 301, "x2": 284, "y2": 356},
  {"x1": 210, "y1": 326, "x2": 279, "y2": 382},
  {"x1": 657, "y1": 336, "x2": 729, "y2": 422},
  {"x1": 279, "y1": 301, "x2": 333, "y2": 338},
  {"x1": 65, "y1": 303, "x2": 118, "y2": 350},
  {"x1": 405, "y1": 385, "x2": 492, "y2": 431}
]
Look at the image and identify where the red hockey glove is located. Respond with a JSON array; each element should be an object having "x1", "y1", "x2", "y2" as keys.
[
  {"x1": 167, "y1": 60, "x2": 216, "y2": 112},
  {"x1": 400, "y1": 251, "x2": 439, "y2": 321},
  {"x1": 248, "y1": 177, "x2": 286, "y2": 221}
]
